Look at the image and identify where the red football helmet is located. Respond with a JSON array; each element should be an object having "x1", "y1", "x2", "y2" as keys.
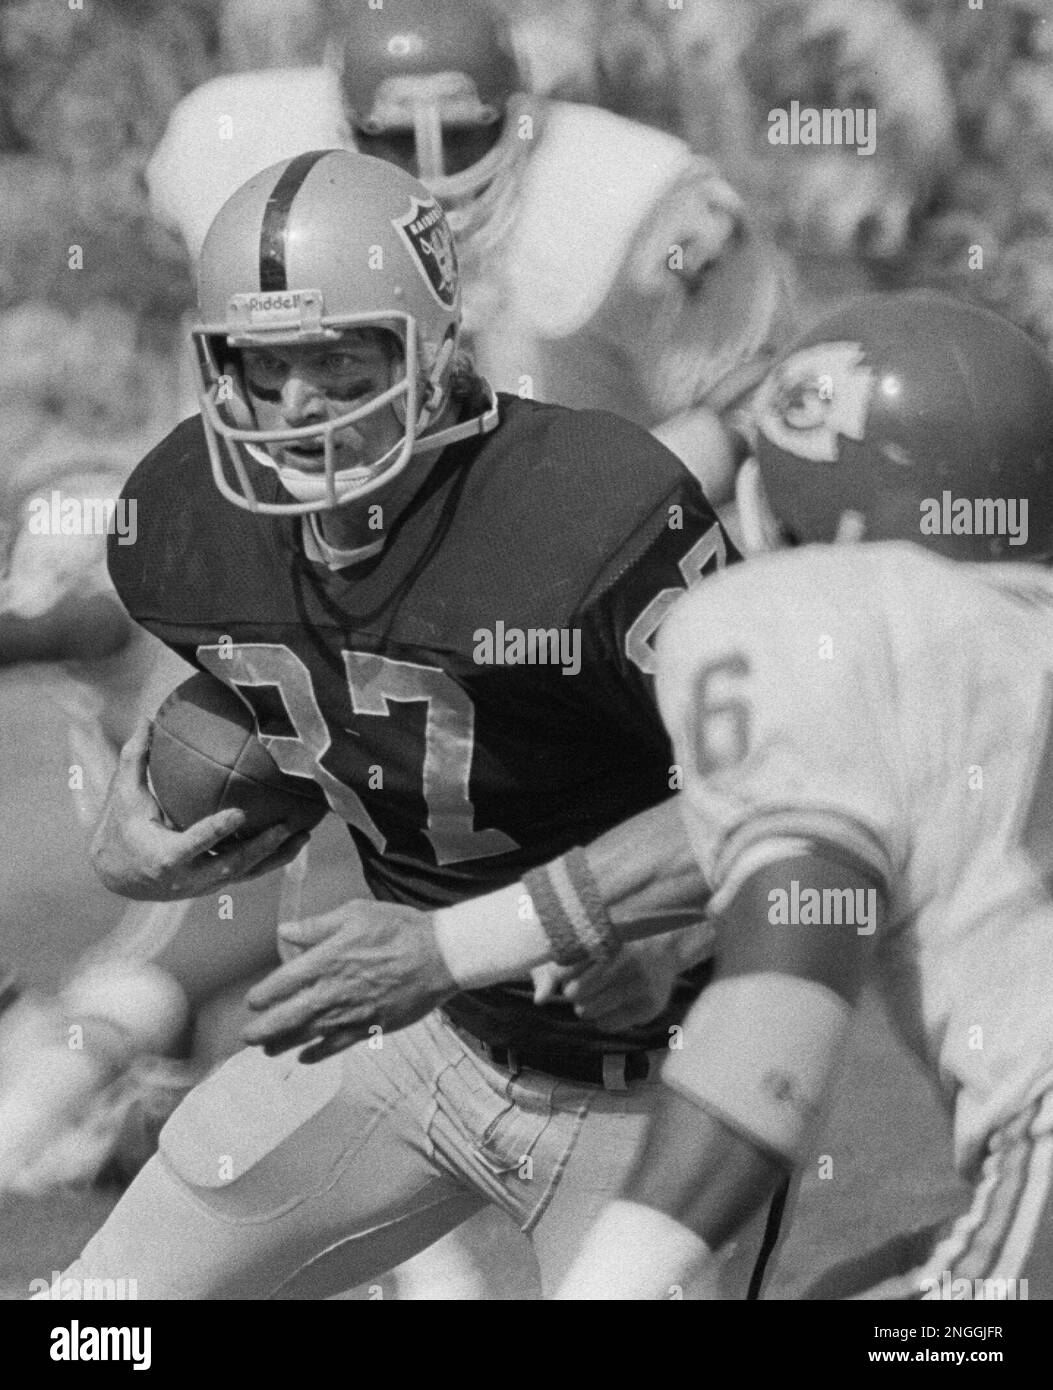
[
  {"x1": 748, "y1": 291, "x2": 1053, "y2": 562},
  {"x1": 335, "y1": 0, "x2": 527, "y2": 222}
]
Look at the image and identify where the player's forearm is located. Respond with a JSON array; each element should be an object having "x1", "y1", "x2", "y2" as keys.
[
  {"x1": 583, "y1": 796, "x2": 709, "y2": 938},
  {"x1": 434, "y1": 797, "x2": 707, "y2": 989}
]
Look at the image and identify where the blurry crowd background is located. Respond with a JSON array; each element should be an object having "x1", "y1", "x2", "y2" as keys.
[{"x1": 1, "y1": 0, "x2": 1051, "y2": 465}]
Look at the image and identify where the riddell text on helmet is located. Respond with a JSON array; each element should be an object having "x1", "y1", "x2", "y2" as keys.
[{"x1": 247, "y1": 293, "x2": 305, "y2": 313}]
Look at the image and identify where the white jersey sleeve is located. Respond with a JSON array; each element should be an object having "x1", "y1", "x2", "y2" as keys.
[
  {"x1": 655, "y1": 546, "x2": 908, "y2": 912},
  {"x1": 147, "y1": 68, "x2": 349, "y2": 259}
]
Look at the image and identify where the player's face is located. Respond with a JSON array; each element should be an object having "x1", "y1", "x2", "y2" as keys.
[
  {"x1": 241, "y1": 332, "x2": 403, "y2": 477},
  {"x1": 357, "y1": 123, "x2": 502, "y2": 180}
]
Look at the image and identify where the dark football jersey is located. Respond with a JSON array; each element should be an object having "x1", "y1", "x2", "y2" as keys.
[{"x1": 109, "y1": 394, "x2": 736, "y2": 1051}]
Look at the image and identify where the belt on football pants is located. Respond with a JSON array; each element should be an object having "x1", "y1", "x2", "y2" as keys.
[{"x1": 447, "y1": 1020, "x2": 662, "y2": 1091}]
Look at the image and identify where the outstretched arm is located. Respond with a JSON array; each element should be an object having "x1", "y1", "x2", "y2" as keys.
[
  {"x1": 243, "y1": 794, "x2": 714, "y2": 1059},
  {"x1": 557, "y1": 850, "x2": 881, "y2": 1298},
  {"x1": 437, "y1": 795, "x2": 711, "y2": 989}
]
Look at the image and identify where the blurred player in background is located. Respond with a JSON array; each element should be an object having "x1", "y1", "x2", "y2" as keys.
[
  {"x1": 147, "y1": 0, "x2": 791, "y2": 499},
  {"x1": 0, "y1": 303, "x2": 348, "y2": 1203},
  {"x1": 0, "y1": 301, "x2": 199, "y2": 1189},
  {"x1": 501, "y1": 0, "x2": 955, "y2": 269},
  {"x1": 279, "y1": 291, "x2": 1053, "y2": 1297}
]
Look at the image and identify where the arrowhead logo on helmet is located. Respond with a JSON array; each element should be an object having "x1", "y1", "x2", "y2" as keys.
[
  {"x1": 749, "y1": 290, "x2": 1053, "y2": 563},
  {"x1": 754, "y1": 342, "x2": 875, "y2": 464}
]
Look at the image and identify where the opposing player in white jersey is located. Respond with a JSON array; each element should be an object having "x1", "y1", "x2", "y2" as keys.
[
  {"x1": 555, "y1": 291, "x2": 1053, "y2": 1297},
  {"x1": 242, "y1": 291, "x2": 1053, "y2": 1297},
  {"x1": 147, "y1": 0, "x2": 789, "y2": 496}
]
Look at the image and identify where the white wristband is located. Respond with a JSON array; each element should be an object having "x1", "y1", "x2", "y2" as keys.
[
  {"x1": 556, "y1": 1200, "x2": 718, "y2": 1301},
  {"x1": 433, "y1": 882, "x2": 550, "y2": 990}
]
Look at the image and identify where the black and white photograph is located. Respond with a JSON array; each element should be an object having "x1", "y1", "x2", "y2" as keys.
[{"x1": 0, "y1": 0, "x2": 1051, "y2": 1342}]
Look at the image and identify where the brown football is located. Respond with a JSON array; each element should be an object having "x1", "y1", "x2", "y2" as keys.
[{"x1": 148, "y1": 672, "x2": 327, "y2": 840}]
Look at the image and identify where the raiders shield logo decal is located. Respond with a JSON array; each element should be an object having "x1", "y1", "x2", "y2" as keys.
[
  {"x1": 393, "y1": 199, "x2": 459, "y2": 310},
  {"x1": 755, "y1": 342, "x2": 875, "y2": 463}
]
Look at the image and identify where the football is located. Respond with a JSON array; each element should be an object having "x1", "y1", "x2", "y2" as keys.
[{"x1": 148, "y1": 672, "x2": 327, "y2": 840}]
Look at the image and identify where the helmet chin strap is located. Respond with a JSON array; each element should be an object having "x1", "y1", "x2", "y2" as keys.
[{"x1": 414, "y1": 379, "x2": 500, "y2": 454}]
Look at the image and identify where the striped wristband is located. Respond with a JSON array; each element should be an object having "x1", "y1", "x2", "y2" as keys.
[{"x1": 522, "y1": 848, "x2": 617, "y2": 967}]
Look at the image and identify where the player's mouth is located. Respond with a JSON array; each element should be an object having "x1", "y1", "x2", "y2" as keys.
[
  {"x1": 278, "y1": 429, "x2": 370, "y2": 473},
  {"x1": 280, "y1": 441, "x2": 327, "y2": 469}
]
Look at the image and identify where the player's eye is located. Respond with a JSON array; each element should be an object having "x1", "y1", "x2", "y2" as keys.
[
  {"x1": 243, "y1": 351, "x2": 287, "y2": 390},
  {"x1": 316, "y1": 352, "x2": 386, "y2": 399},
  {"x1": 320, "y1": 352, "x2": 363, "y2": 375}
]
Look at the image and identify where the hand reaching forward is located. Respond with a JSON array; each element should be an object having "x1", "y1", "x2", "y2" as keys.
[{"x1": 243, "y1": 900, "x2": 458, "y2": 1064}]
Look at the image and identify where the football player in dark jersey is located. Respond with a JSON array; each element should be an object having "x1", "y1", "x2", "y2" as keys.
[{"x1": 56, "y1": 150, "x2": 763, "y2": 1299}]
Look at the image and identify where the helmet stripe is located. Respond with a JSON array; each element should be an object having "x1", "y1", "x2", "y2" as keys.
[{"x1": 259, "y1": 150, "x2": 332, "y2": 292}]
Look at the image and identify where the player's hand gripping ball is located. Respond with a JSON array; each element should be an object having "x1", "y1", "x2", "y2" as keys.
[
  {"x1": 148, "y1": 672, "x2": 327, "y2": 840},
  {"x1": 91, "y1": 709, "x2": 315, "y2": 902}
]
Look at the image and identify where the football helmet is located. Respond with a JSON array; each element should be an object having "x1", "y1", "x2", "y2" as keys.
[
  {"x1": 336, "y1": 0, "x2": 528, "y2": 228},
  {"x1": 744, "y1": 291, "x2": 1053, "y2": 562},
  {"x1": 192, "y1": 150, "x2": 492, "y2": 515}
]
